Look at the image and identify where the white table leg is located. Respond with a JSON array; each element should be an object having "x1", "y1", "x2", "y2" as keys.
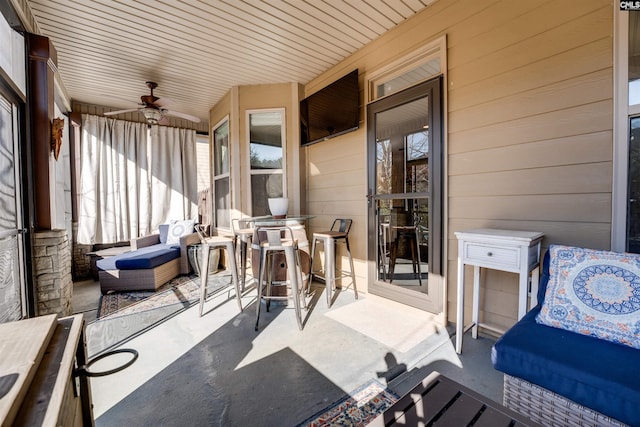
[
  {"x1": 517, "y1": 250, "x2": 528, "y2": 320},
  {"x1": 530, "y1": 265, "x2": 540, "y2": 309},
  {"x1": 471, "y1": 265, "x2": 480, "y2": 339},
  {"x1": 456, "y1": 241, "x2": 465, "y2": 354}
]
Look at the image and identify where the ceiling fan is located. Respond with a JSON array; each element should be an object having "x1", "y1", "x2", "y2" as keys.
[{"x1": 104, "y1": 81, "x2": 201, "y2": 126}]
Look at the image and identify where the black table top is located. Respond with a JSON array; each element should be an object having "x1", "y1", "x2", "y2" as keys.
[{"x1": 368, "y1": 371, "x2": 541, "y2": 426}]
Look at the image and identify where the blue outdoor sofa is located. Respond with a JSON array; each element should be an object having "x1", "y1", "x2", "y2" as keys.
[
  {"x1": 97, "y1": 222, "x2": 199, "y2": 294},
  {"x1": 492, "y1": 245, "x2": 640, "y2": 427}
]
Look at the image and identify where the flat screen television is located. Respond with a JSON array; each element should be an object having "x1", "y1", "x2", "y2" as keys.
[{"x1": 300, "y1": 69, "x2": 359, "y2": 146}]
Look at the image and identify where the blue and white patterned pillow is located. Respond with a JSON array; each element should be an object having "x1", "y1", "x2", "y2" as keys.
[
  {"x1": 166, "y1": 219, "x2": 195, "y2": 245},
  {"x1": 536, "y1": 244, "x2": 640, "y2": 349}
]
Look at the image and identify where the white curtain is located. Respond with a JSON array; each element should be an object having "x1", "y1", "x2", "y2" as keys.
[{"x1": 77, "y1": 114, "x2": 197, "y2": 244}]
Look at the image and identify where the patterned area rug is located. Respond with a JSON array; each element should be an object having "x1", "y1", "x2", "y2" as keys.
[
  {"x1": 87, "y1": 273, "x2": 233, "y2": 356},
  {"x1": 296, "y1": 379, "x2": 398, "y2": 427},
  {"x1": 98, "y1": 274, "x2": 202, "y2": 319}
]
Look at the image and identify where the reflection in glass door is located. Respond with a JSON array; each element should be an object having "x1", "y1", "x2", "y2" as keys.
[{"x1": 367, "y1": 77, "x2": 442, "y2": 312}]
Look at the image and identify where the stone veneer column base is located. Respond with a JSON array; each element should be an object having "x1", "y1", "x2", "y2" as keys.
[
  {"x1": 33, "y1": 229, "x2": 73, "y2": 316},
  {"x1": 71, "y1": 222, "x2": 92, "y2": 280}
]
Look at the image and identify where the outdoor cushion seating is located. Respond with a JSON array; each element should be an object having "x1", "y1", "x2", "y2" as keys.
[
  {"x1": 492, "y1": 246, "x2": 640, "y2": 426},
  {"x1": 97, "y1": 221, "x2": 199, "y2": 294}
]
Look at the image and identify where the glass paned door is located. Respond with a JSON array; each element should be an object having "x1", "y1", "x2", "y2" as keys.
[
  {"x1": 367, "y1": 77, "x2": 443, "y2": 312},
  {"x1": 0, "y1": 94, "x2": 25, "y2": 323}
]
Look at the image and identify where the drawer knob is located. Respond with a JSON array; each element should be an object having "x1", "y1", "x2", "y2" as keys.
[{"x1": 487, "y1": 252, "x2": 493, "y2": 256}]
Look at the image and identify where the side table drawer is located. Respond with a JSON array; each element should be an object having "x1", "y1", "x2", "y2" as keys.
[{"x1": 463, "y1": 243, "x2": 519, "y2": 270}]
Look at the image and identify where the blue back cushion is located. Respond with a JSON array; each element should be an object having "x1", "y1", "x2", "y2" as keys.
[{"x1": 96, "y1": 244, "x2": 180, "y2": 270}]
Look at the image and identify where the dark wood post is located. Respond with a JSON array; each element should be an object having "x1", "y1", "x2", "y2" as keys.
[
  {"x1": 69, "y1": 112, "x2": 81, "y2": 222},
  {"x1": 27, "y1": 33, "x2": 57, "y2": 230}
]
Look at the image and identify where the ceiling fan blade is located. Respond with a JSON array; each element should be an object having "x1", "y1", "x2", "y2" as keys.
[
  {"x1": 153, "y1": 97, "x2": 173, "y2": 108},
  {"x1": 158, "y1": 116, "x2": 171, "y2": 125},
  {"x1": 163, "y1": 110, "x2": 201, "y2": 123},
  {"x1": 104, "y1": 108, "x2": 141, "y2": 116}
]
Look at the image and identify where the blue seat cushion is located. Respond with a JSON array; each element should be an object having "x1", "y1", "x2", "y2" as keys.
[
  {"x1": 96, "y1": 244, "x2": 180, "y2": 270},
  {"x1": 492, "y1": 252, "x2": 640, "y2": 426}
]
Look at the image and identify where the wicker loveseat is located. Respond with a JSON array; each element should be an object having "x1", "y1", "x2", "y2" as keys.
[
  {"x1": 492, "y1": 245, "x2": 640, "y2": 427},
  {"x1": 97, "y1": 223, "x2": 199, "y2": 294}
]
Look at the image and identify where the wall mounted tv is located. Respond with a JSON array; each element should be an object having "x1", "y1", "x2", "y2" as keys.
[{"x1": 300, "y1": 69, "x2": 360, "y2": 146}]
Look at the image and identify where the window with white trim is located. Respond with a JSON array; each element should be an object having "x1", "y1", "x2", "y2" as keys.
[
  {"x1": 247, "y1": 109, "x2": 286, "y2": 216},
  {"x1": 213, "y1": 118, "x2": 230, "y2": 230}
]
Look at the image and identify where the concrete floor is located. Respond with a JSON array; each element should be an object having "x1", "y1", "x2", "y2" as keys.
[{"x1": 72, "y1": 278, "x2": 504, "y2": 426}]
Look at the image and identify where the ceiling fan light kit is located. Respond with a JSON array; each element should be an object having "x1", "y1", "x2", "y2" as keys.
[
  {"x1": 103, "y1": 81, "x2": 201, "y2": 126},
  {"x1": 142, "y1": 107, "x2": 163, "y2": 125}
]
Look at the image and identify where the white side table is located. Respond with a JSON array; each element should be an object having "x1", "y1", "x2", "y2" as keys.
[{"x1": 455, "y1": 229, "x2": 543, "y2": 354}]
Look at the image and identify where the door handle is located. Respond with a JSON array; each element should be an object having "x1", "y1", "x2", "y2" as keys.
[{"x1": 366, "y1": 191, "x2": 374, "y2": 207}]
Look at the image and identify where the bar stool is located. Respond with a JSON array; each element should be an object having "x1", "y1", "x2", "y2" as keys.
[
  {"x1": 232, "y1": 218, "x2": 255, "y2": 291},
  {"x1": 388, "y1": 213, "x2": 422, "y2": 286},
  {"x1": 254, "y1": 226, "x2": 306, "y2": 331},
  {"x1": 197, "y1": 231, "x2": 242, "y2": 316},
  {"x1": 309, "y1": 219, "x2": 357, "y2": 307}
]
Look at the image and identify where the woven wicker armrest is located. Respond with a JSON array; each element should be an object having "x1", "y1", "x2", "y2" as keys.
[
  {"x1": 131, "y1": 233, "x2": 160, "y2": 250},
  {"x1": 179, "y1": 232, "x2": 201, "y2": 274}
]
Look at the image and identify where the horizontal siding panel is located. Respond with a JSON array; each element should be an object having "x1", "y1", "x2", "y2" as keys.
[
  {"x1": 445, "y1": 0, "x2": 551, "y2": 50},
  {"x1": 449, "y1": 37, "x2": 612, "y2": 113},
  {"x1": 449, "y1": 194, "x2": 611, "y2": 223},
  {"x1": 305, "y1": 130, "x2": 365, "y2": 160},
  {"x1": 448, "y1": 69, "x2": 612, "y2": 133},
  {"x1": 307, "y1": 169, "x2": 365, "y2": 191},
  {"x1": 481, "y1": 311, "x2": 517, "y2": 333},
  {"x1": 307, "y1": 199, "x2": 363, "y2": 215},
  {"x1": 306, "y1": 185, "x2": 364, "y2": 202},
  {"x1": 449, "y1": 162, "x2": 612, "y2": 197},
  {"x1": 448, "y1": 100, "x2": 612, "y2": 154},
  {"x1": 449, "y1": 131, "x2": 612, "y2": 175},
  {"x1": 448, "y1": 6, "x2": 611, "y2": 91},
  {"x1": 448, "y1": 220, "x2": 611, "y2": 256},
  {"x1": 308, "y1": 152, "x2": 366, "y2": 176},
  {"x1": 447, "y1": 0, "x2": 606, "y2": 64}
]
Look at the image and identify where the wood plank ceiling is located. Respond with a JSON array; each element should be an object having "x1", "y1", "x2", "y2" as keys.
[{"x1": 26, "y1": 0, "x2": 434, "y2": 129}]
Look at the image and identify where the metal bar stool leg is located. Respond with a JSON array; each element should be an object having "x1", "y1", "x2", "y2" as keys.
[
  {"x1": 284, "y1": 246, "x2": 303, "y2": 330},
  {"x1": 324, "y1": 236, "x2": 334, "y2": 307},
  {"x1": 199, "y1": 241, "x2": 211, "y2": 317},
  {"x1": 345, "y1": 236, "x2": 358, "y2": 299},
  {"x1": 239, "y1": 238, "x2": 247, "y2": 292},
  {"x1": 223, "y1": 241, "x2": 242, "y2": 311},
  {"x1": 309, "y1": 235, "x2": 317, "y2": 292},
  {"x1": 294, "y1": 244, "x2": 307, "y2": 310},
  {"x1": 255, "y1": 245, "x2": 268, "y2": 331},
  {"x1": 200, "y1": 238, "x2": 242, "y2": 317}
]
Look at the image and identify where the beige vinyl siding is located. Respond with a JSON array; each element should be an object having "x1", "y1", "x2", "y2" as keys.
[
  {"x1": 305, "y1": 127, "x2": 367, "y2": 278},
  {"x1": 304, "y1": 0, "x2": 613, "y2": 328},
  {"x1": 446, "y1": 0, "x2": 612, "y2": 331}
]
